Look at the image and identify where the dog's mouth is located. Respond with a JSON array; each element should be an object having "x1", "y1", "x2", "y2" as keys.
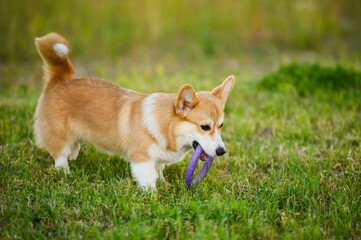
[{"x1": 192, "y1": 141, "x2": 211, "y2": 162}]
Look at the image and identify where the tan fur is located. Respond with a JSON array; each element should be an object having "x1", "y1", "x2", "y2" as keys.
[
  {"x1": 34, "y1": 32, "x2": 234, "y2": 187},
  {"x1": 35, "y1": 33, "x2": 75, "y2": 84}
]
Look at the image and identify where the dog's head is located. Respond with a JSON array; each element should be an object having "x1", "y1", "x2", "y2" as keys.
[{"x1": 175, "y1": 75, "x2": 235, "y2": 159}]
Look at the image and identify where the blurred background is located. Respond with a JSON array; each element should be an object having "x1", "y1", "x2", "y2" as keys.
[{"x1": 1, "y1": 0, "x2": 361, "y2": 64}]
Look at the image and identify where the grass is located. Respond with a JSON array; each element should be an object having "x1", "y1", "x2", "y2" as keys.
[
  {"x1": 0, "y1": 59, "x2": 360, "y2": 239},
  {"x1": 259, "y1": 63, "x2": 361, "y2": 97}
]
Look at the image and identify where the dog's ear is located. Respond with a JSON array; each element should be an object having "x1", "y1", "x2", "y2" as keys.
[
  {"x1": 212, "y1": 75, "x2": 235, "y2": 106},
  {"x1": 175, "y1": 84, "x2": 199, "y2": 118}
]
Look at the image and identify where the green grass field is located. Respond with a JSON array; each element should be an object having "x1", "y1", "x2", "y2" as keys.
[{"x1": 1, "y1": 59, "x2": 360, "y2": 239}]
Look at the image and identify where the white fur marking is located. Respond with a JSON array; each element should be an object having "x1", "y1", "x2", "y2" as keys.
[
  {"x1": 142, "y1": 94, "x2": 168, "y2": 148},
  {"x1": 53, "y1": 43, "x2": 69, "y2": 58},
  {"x1": 213, "y1": 105, "x2": 217, "y2": 117},
  {"x1": 194, "y1": 134, "x2": 218, "y2": 157},
  {"x1": 148, "y1": 143, "x2": 190, "y2": 164},
  {"x1": 69, "y1": 143, "x2": 80, "y2": 161},
  {"x1": 215, "y1": 132, "x2": 225, "y2": 149},
  {"x1": 54, "y1": 145, "x2": 71, "y2": 174},
  {"x1": 131, "y1": 161, "x2": 158, "y2": 189}
]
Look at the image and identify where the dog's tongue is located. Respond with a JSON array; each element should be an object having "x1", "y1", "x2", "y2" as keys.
[
  {"x1": 192, "y1": 142, "x2": 211, "y2": 162},
  {"x1": 199, "y1": 149, "x2": 211, "y2": 162}
]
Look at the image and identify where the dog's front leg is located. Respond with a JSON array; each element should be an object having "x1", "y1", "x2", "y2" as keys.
[
  {"x1": 155, "y1": 163, "x2": 166, "y2": 182},
  {"x1": 130, "y1": 158, "x2": 158, "y2": 189},
  {"x1": 156, "y1": 163, "x2": 172, "y2": 187}
]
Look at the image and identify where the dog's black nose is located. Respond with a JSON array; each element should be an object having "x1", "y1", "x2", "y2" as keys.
[{"x1": 216, "y1": 147, "x2": 226, "y2": 156}]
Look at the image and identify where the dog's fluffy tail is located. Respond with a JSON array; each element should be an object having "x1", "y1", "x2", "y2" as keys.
[{"x1": 35, "y1": 33, "x2": 75, "y2": 86}]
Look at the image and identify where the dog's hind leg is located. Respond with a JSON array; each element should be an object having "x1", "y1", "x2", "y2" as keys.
[
  {"x1": 69, "y1": 142, "x2": 80, "y2": 161},
  {"x1": 155, "y1": 163, "x2": 172, "y2": 187},
  {"x1": 155, "y1": 163, "x2": 166, "y2": 182},
  {"x1": 37, "y1": 121, "x2": 72, "y2": 174},
  {"x1": 54, "y1": 145, "x2": 71, "y2": 174}
]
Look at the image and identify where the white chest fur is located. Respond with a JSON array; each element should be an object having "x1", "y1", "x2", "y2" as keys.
[
  {"x1": 142, "y1": 93, "x2": 193, "y2": 164},
  {"x1": 148, "y1": 143, "x2": 191, "y2": 164}
]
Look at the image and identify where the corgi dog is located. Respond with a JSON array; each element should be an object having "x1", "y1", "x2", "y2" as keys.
[{"x1": 34, "y1": 33, "x2": 235, "y2": 189}]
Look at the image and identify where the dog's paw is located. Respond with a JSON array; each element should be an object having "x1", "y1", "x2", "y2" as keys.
[{"x1": 55, "y1": 164, "x2": 70, "y2": 174}]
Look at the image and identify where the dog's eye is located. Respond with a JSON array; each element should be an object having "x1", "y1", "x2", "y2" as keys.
[
  {"x1": 219, "y1": 123, "x2": 223, "y2": 128},
  {"x1": 201, "y1": 125, "x2": 211, "y2": 131}
]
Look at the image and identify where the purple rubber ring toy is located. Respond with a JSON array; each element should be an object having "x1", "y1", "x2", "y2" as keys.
[{"x1": 185, "y1": 144, "x2": 214, "y2": 189}]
